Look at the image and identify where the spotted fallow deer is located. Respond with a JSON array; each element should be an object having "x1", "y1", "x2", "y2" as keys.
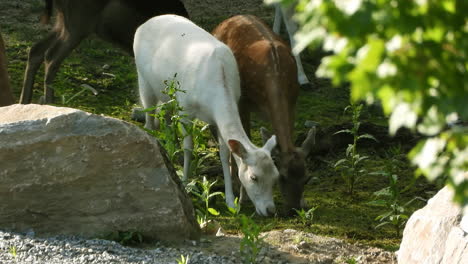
[
  {"x1": 212, "y1": 15, "x2": 316, "y2": 214},
  {"x1": 0, "y1": 32, "x2": 14, "y2": 107},
  {"x1": 134, "y1": 15, "x2": 280, "y2": 216},
  {"x1": 20, "y1": 0, "x2": 189, "y2": 104}
]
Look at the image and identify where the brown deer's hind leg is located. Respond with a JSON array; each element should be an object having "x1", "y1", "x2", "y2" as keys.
[
  {"x1": 42, "y1": 34, "x2": 84, "y2": 103},
  {"x1": 0, "y1": 32, "x2": 14, "y2": 106},
  {"x1": 20, "y1": 32, "x2": 57, "y2": 104}
]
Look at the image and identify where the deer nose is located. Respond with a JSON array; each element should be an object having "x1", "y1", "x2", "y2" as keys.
[
  {"x1": 256, "y1": 203, "x2": 276, "y2": 216},
  {"x1": 266, "y1": 204, "x2": 276, "y2": 216}
]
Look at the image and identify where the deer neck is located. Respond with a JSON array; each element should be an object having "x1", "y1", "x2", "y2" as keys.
[
  {"x1": 264, "y1": 79, "x2": 297, "y2": 154},
  {"x1": 214, "y1": 106, "x2": 254, "y2": 151}
]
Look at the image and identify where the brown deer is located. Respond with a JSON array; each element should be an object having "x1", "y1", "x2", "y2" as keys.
[
  {"x1": 19, "y1": 0, "x2": 189, "y2": 104},
  {"x1": 212, "y1": 15, "x2": 316, "y2": 214},
  {"x1": 0, "y1": 32, "x2": 14, "y2": 107}
]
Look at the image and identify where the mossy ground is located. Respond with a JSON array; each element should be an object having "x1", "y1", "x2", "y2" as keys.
[{"x1": 1, "y1": 0, "x2": 440, "y2": 252}]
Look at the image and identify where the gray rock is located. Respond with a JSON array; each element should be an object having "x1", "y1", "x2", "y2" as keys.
[
  {"x1": 0, "y1": 104, "x2": 200, "y2": 242},
  {"x1": 398, "y1": 186, "x2": 467, "y2": 264}
]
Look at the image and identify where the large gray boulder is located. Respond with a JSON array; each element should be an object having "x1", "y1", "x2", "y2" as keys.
[
  {"x1": 398, "y1": 186, "x2": 467, "y2": 264},
  {"x1": 0, "y1": 104, "x2": 200, "y2": 242}
]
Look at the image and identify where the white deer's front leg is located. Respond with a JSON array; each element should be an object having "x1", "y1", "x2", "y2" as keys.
[
  {"x1": 219, "y1": 139, "x2": 236, "y2": 208},
  {"x1": 182, "y1": 125, "x2": 193, "y2": 183},
  {"x1": 273, "y1": 3, "x2": 282, "y2": 34},
  {"x1": 281, "y1": 4, "x2": 311, "y2": 86}
]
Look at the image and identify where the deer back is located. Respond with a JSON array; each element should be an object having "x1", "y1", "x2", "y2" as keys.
[{"x1": 212, "y1": 15, "x2": 299, "y2": 152}]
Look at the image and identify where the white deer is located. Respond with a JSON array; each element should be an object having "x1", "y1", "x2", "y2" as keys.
[
  {"x1": 272, "y1": 2, "x2": 311, "y2": 88},
  {"x1": 133, "y1": 15, "x2": 279, "y2": 216}
]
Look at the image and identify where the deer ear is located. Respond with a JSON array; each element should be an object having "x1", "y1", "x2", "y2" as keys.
[
  {"x1": 260, "y1": 127, "x2": 272, "y2": 144},
  {"x1": 228, "y1": 139, "x2": 248, "y2": 159},
  {"x1": 301, "y1": 127, "x2": 316, "y2": 156},
  {"x1": 263, "y1": 135, "x2": 277, "y2": 153}
]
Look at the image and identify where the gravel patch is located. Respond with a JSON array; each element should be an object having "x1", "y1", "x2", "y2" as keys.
[{"x1": 0, "y1": 230, "x2": 237, "y2": 264}]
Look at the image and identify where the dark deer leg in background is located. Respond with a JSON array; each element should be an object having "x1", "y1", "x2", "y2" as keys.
[
  {"x1": 20, "y1": 32, "x2": 57, "y2": 104},
  {"x1": 42, "y1": 35, "x2": 84, "y2": 103},
  {"x1": 0, "y1": 32, "x2": 14, "y2": 106}
]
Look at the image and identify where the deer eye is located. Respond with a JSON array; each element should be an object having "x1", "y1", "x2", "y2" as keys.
[{"x1": 250, "y1": 174, "x2": 258, "y2": 182}]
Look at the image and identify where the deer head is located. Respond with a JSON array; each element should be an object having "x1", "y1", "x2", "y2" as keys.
[
  {"x1": 261, "y1": 127, "x2": 316, "y2": 214},
  {"x1": 228, "y1": 135, "x2": 279, "y2": 216}
]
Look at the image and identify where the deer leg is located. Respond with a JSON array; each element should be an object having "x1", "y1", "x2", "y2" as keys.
[
  {"x1": 0, "y1": 33, "x2": 14, "y2": 106},
  {"x1": 272, "y1": 3, "x2": 283, "y2": 34},
  {"x1": 181, "y1": 123, "x2": 193, "y2": 183},
  {"x1": 43, "y1": 35, "x2": 83, "y2": 103},
  {"x1": 219, "y1": 137, "x2": 236, "y2": 208},
  {"x1": 138, "y1": 73, "x2": 159, "y2": 130},
  {"x1": 20, "y1": 32, "x2": 57, "y2": 104},
  {"x1": 281, "y1": 5, "x2": 311, "y2": 87}
]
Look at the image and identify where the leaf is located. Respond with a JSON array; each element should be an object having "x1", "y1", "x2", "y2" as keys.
[
  {"x1": 358, "y1": 133, "x2": 378, "y2": 142},
  {"x1": 346, "y1": 144, "x2": 354, "y2": 156},
  {"x1": 403, "y1": 196, "x2": 426, "y2": 207},
  {"x1": 367, "y1": 200, "x2": 387, "y2": 206},
  {"x1": 376, "y1": 211, "x2": 392, "y2": 221},
  {"x1": 354, "y1": 155, "x2": 369, "y2": 165},
  {"x1": 208, "y1": 191, "x2": 224, "y2": 199},
  {"x1": 375, "y1": 221, "x2": 390, "y2": 229},
  {"x1": 334, "y1": 158, "x2": 348, "y2": 168},
  {"x1": 349, "y1": 38, "x2": 385, "y2": 101},
  {"x1": 208, "y1": 208, "x2": 220, "y2": 216},
  {"x1": 334, "y1": 129, "x2": 353, "y2": 135},
  {"x1": 373, "y1": 187, "x2": 392, "y2": 197}
]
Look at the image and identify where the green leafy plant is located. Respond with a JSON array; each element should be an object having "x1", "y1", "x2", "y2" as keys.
[
  {"x1": 227, "y1": 197, "x2": 241, "y2": 218},
  {"x1": 145, "y1": 75, "x2": 213, "y2": 179},
  {"x1": 186, "y1": 176, "x2": 224, "y2": 226},
  {"x1": 269, "y1": 0, "x2": 468, "y2": 206},
  {"x1": 144, "y1": 76, "x2": 186, "y2": 164},
  {"x1": 184, "y1": 121, "x2": 215, "y2": 178},
  {"x1": 294, "y1": 206, "x2": 319, "y2": 226},
  {"x1": 368, "y1": 172, "x2": 425, "y2": 237},
  {"x1": 176, "y1": 254, "x2": 190, "y2": 264},
  {"x1": 334, "y1": 104, "x2": 378, "y2": 195},
  {"x1": 238, "y1": 214, "x2": 265, "y2": 264},
  {"x1": 345, "y1": 256, "x2": 359, "y2": 264}
]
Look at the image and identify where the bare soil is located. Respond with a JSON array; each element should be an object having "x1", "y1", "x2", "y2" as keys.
[{"x1": 190, "y1": 228, "x2": 396, "y2": 263}]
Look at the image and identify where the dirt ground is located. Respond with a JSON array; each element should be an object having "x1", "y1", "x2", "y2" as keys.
[
  {"x1": 190, "y1": 227, "x2": 396, "y2": 263},
  {"x1": 0, "y1": 0, "x2": 397, "y2": 263}
]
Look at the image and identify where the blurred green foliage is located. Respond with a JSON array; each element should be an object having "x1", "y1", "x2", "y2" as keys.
[{"x1": 268, "y1": 0, "x2": 467, "y2": 205}]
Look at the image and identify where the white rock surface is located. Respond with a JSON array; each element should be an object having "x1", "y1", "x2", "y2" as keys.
[{"x1": 398, "y1": 186, "x2": 467, "y2": 264}]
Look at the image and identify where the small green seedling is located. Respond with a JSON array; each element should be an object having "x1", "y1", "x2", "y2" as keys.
[
  {"x1": 294, "y1": 206, "x2": 319, "y2": 226},
  {"x1": 176, "y1": 254, "x2": 190, "y2": 264},
  {"x1": 334, "y1": 104, "x2": 378, "y2": 196},
  {"x1": 368, "y1": 172, "x2": 425, "y2": 237},
  {"x1": 238, "y1": 214, "x2": 268, "y2": 264},
  {"x1": 9, "y1": 246, "x2": 17, "y2": 258},
  {"x1": 186, "y1": 176, "x2": 224, "y2": 227}
]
